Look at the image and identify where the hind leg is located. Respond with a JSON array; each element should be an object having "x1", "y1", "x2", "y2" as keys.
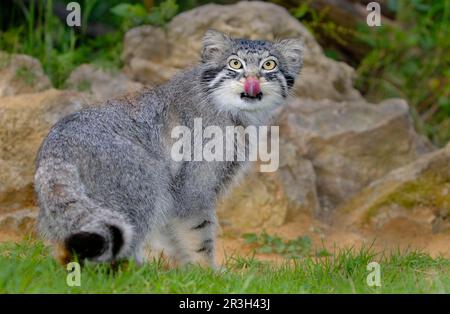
[
  {"x1": 143, "y1": 226, "x2": 180, "y2": 268},
  {"x1": 169, "y1": 214, "x2": 217, "y2": 268},
  {"x1": 144, "y1": 214, "x2": 217, "y2": 268}
]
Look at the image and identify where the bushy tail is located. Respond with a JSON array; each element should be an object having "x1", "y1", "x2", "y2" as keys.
[{"x1": 35, "y1": 159, "x2": 134, "y2": 263}]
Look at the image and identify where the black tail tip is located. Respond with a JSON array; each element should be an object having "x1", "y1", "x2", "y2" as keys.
[
  {"x1": 108, "y1": 225, "x2": 124, "y2": 257},
  {"x1": 65, "y1": 232, "x2": 106, "y2": 260},
  {"x1": 64, "y1": 225, "x2": 124, "y2": 261}
]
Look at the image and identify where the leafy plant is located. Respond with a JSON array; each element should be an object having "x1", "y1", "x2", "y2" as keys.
[
  {"x1": 242, "y1": 231, "x2": 330, "y2": 259},
  {"x1": 111, "y1": 3, "x2": 148, "y2": 28},
  {"x1": 111, "y1": 0, "x2": 179, "y2": 29},
  {"x1": 356, "y1": 0, "x2": 450, "y2": 146}
]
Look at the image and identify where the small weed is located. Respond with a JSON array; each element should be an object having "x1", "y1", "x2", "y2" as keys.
[
  {"x1": 0, "y1": 53, "x2": 11, "y2": 69},
  {"x1": 291, "y1": 1, "x2": 354, "y2": 48},
  {"x1": 242, "y1": 231, "x2": 330, "y2": 258},
  {"x1": 75, "y1": 79, "x2": 92, "y2": 92},
  {"x1": 15, "y1": 65, "x2": 37, "y2": 86}
]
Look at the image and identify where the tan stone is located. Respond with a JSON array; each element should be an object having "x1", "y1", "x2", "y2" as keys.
[
  {"x1": 217, "y1": 154, "x2": 320, "y2": 229},
  {"x1": 340, "y1": 143, "x2": 450, "y2": 232},
  {"x1": 66, "y1": 64, "x2": 144, "y2": 103},
  {"x1": 0, "y1": 89, "x2": 87, "y2": 214},
  {"x1": 278, "y1": 97, "x2": 434, "y2": 210},
  {"x1": 0, "y1": 51, "x2": 51, "y2": 96}
]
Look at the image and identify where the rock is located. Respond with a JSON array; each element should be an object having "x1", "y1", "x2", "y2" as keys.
[
  {"x1": 122, "y1": 1, "x2": 361, "y2": 101},
  {"x1": 217, "y1": 168, "x2": 290, "y2": 229},
  {"x1": 66, "y1": 64, "x2": 144, "y2": 103},
  {"x1": 216, "y1": 97, "x2": 433, "y2": 228},
  {"x1": 217, "y1": 145, "x2": 320, "y2": 229},
  {"x1": 278, "y1": 141, "x2": 321, "y2": 219},
  {"x1": 0, "y1": 208, "x2": 38, "y2": 235},
  {"x1": 0, "y1": 89, "x2": 87, "y2": 215},
  {"x1": 278, "y1": 97, "x2": 434, "y2": 212},
  {"x1": 341, "y1": 143, "x2": 450, "y2": 232},
  {"x1": 0, "y1": 51, "x2": 52, "y2": 97}
]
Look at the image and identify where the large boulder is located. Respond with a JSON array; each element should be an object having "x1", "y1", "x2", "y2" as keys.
[
  {"x1": 341, "y1": 142, "x2": 450, "y2": 233},
  {"x1": 0, "y1": 89, "x2": 86, "y2": 218},
  {"x1": 279, "y1": 98, "x2": 434, "y2": 212},
  {"x1": 122, "y1": 1, "x2": 361, "y2": 101},
  {"x1": 0, "y1": 52, "x2": 52, "y2": 97},
  {"x1": 217, "y1": 97, "x2": 434, "y2": 229},
  {"x1": 66, "y1": 64, "x2": 144, "y2": 103}
]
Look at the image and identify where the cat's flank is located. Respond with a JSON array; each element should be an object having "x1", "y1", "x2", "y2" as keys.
[{"x1": 35, "y1": 30, "x2": 303, "y2": 268}]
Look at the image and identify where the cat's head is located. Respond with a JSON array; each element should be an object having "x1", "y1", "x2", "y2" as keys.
[{"x1": 200, "y1": 30, "x2": 303, "y2": 113}]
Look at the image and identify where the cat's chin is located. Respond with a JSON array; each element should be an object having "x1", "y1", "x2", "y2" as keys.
[{"x1": 212, "y1": 93, "x2": 279, "y2": 114}]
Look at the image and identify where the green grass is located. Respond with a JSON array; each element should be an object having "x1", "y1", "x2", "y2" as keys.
[{"x1": 0, "y1": 240, "x2": 448, "y2": 293}]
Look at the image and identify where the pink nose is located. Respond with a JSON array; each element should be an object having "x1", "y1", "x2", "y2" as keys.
[{"x1": 244, "y1": 77, "x2": 261, "y2": 97}]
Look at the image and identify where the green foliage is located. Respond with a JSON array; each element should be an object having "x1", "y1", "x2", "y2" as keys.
[
  {"x1": 356, "y1": 0, "x2": 450, "y2": 146},
  {"x1": 242, "y1": 231, "x2": 330, "y2": 258},
  {"x1": 292, "y1": 1, "x2": 354, "y2": 48},
  {"x1": 111, "y1": 0, "x2": 179, "y2": 29},
  {"x1": 0, "y1": 0, "x2": 124, "y2": 88},
  {"x1": 0, "y1": 1, "x2": 181, "y2": 88},
  {"x1": 0, "y1": 240, "x2": 448, "y2": 293},
  {"x1": 111, "y1": 3, "x2": 148, "y2": 28}
]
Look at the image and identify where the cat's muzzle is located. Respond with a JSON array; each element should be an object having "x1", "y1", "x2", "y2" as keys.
[{"x1": 240, "y1": 92, "x2": 263, "y2": 101}]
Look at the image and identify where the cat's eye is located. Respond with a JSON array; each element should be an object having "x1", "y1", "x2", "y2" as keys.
[
  {"x1": 262, "y1": 60, "x2": 277, "y2": 71},
  {"x1": 228, "y1": 59, "x2": 243, "y2": 70}
]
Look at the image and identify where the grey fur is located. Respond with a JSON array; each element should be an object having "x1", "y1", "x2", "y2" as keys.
[{"x1": 35, "y1": 30, "x2": 303, "y2": 267}]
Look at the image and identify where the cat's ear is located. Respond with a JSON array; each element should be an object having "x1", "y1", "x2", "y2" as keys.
[
  {"x1": 275, "y1": 38, "x2": 304, "y2": 74},
  {"x1": 201, "y1": 29, "x2": 232, "y2": 62}
]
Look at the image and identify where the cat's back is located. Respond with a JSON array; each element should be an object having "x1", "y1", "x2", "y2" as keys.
[
  {"x1": 36, "y1": 66, "x2": 208, "y2": 168},
  {"x1": 36, "y1": 87, "x2": 169, "y2": 166}
]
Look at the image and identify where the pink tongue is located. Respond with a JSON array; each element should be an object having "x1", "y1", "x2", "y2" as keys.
[{"x1": 244, "y1": 77, "x2": 261, "y2": 97}]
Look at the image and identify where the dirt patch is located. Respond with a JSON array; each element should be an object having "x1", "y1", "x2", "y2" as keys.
[
  {"x1": 216, "y1": 210, "x2": 450, "y2": 264},
  {"x1": 1, "y1": 210, "x2": 448, "y2": 263},
  {"x1": 0, "y1": 230, "x2": 23, "y2": 242}
]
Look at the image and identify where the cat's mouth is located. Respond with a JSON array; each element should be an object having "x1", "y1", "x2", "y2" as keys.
[{"x1": 240, "y1": 92, "x2": 263, "y2": 101}]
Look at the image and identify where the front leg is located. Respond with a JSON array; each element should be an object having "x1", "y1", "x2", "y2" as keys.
[
  {"x1": 169, "y1": 151, "x2": 247, "y2": 268},
  {"x1": 168, "y1": 161, "x2": 226, "y2": 268}
]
